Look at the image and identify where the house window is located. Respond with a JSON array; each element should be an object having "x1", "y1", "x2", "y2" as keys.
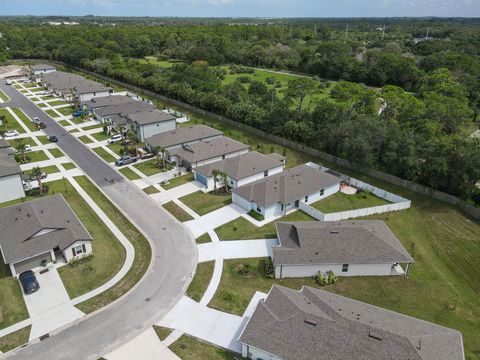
[
  {"x1": 281, "y1": 204, "x2": 284, "y2": 212},
  {"x1": 256, "y1": 206, "x2": 261, "y2": 213},
  {"x1": 72, "y1": 244, "x2": 87, "y2": 257},
  {"x1": 342, "y1": 264, "x2": 349, "y2": 272},
  {"x1": 222, "y1": 155, "x2": 226, "y2": 159},
  {"x1": 320, "y1": 189, "x2": 325, "y2": 196},
  {"x1": 305, "y1": 195, "x2": 309, "y2": 202},
  {"x1": 264, "y1": 170, "x2": 268, "y2": 177}
]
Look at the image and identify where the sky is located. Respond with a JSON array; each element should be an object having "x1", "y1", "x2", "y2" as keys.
[{"x1": 1, "y1": 0, "x2": 480, "y2": 18}]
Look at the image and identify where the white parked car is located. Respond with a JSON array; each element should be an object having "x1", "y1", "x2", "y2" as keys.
[
  {"x1": 14, "y1": 144, "x2": 32, "y2": 153},
  {"x1": 3, "y1": 130, "x2": 20, "y2": 138},
  {"x1": 107, "y1": 134, "x2": 123, "y2": 144},
  {"x1": 5, "y1": 80, "x2": 12, "y2": 85}
]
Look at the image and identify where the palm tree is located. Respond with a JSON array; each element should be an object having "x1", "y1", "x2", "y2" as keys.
[
  {"x1": 127, "y1": 130, "x2": 139, "y2": 155},
  {"x1": 212, "y1": 169, "x2": 220, "y2": 194},
  {"x1": 14, "y1": 139, "x2": 27, "y2": 163},
  {"x1": 31, "y1": 166, "x2": 44, "y2": 195},
  {"x1": 0, "y1": 129, "x2": 6, "y2": 139},
  {"x1": 152, "y1": 145, "x2": 167, "y2": 169},
  {"x1": 221, "y1": 170, "x2": 229, "y2": 193}
]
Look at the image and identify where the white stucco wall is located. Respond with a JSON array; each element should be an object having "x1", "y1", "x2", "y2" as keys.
[
  {"x1": 78, "y1": 90, "x2": 112, "y2": 102},
  {"x1": 0, "y1": 174, "x2": 25, "y2": 203},
  {"x1": 274, "y1": 263, "x2": 394, "y2": 278},
  {"x1": 137, "y1": 120, "x2": 176, "y2": 142},
  {"x1": 236, "y1": 165, "x2": 284, "y2": 188},
  {"x1": 64, "y1": 241, "x2": 93, "y2": 263},
  {"x1": 242, "y1": 344, "x2": 283, "y2": 360}
]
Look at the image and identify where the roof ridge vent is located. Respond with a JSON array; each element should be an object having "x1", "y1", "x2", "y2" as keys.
[
  {"x1": 368, "y1": 331, "x2": 383, "y2": 341},
  {"x1": 330, "y1": 230, "x2": 339, "y2": 234},
  {"x1": 304, "y1": 314, "x2": 318, "y2": 326}
]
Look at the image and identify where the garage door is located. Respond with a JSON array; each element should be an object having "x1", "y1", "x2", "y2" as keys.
[
  {"x1": 194, "y1": 172, "x2": 208, "y2": 187},
  {"x1": 13, "y1": 252, "x2": 52, "y2": 275}
]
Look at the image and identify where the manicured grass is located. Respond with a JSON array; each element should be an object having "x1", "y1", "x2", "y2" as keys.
[
  {"x1": 187, "y1": 261, "x2": 214, "y2": 302},
  {"x1": 170, "y1": 334, "x2": 237, "y2": 360},
  {"x1": 0, "y1": 89, "x2": 9, "y2": 102},
  {"x1": 180, "y1": 191, "x2": 231, "y2": 216},
  {"x1": 61, "y1": 162, "x2": 76, "y2": 170},
  {"x1": 78, "y1": 135, "x2": 93, "y2": 144},
  {"x1": 81, "y1": 124, "x2": 103, "y2": 131},
  {"x1": 119, "y1": 167, "x2": 141, "y2": 180},
  {"x1": 45, "y1": 109, "x2": 59, "y2": 118},
  {"x1": 215, "y1": 210, "x2": 315, "y2": 240},
  {"x1": 0, "y1": 257, "x2": 28, "y2": 330},
  {"x1": 26, "y1": 165, "x2": 59, "y2": 176},
  {"x1": 163, "y1": 201, "x2": 194, "y2": 222},
  {"x1": 196, "y1": 233, "x2": 212, "y2": 244},
  {"x1": 37, "y1": 102, "x2": 49, "y2": 108},
  {"x1": 30, "y1": 97, "x2": 41, "y2": 102},
  {"x1": 48, "y1": 100, "x2": 68, "y2": 107},
  {"x1": 161, "y1": 173, "x2": 194, "y2": 190},
  {"x1": 48, "y1": 148, "x2": 64, "y2": 158},
  {"x1": 91, "y1": 132, "x2": 110, "y2": 142},
  {"x1": 59, "y1": 120, "x2": 71, "y2": 126},
  {"x1": 73, "y1": 176, "x2": 152, "y2": 313},
  {"x1": 15, "y1": 150, "x2": 49, "y2": 164},
  {"x1": 311, "y1": 190, "x2": 390, "y2": 213},
  {"x1": 28, "y1": 88, "x2": 43, "y2": 93},
  {"x1": 69, "y1": 128, "x2": 79, "y2": 133},
  {"x1": 39, "y1": 95, "x2": 55, "y2": 100},
  {"x1": 51, "y1": 179, "x2": 125, "y2": 300},
  {"x1": 142, "y1": 186, "x2": 159, "y2": 194},
  {"x1": 106, "y1": 143, "x2": 125, "y2": 155},
  {"x1": 92, "y1": 147, "x2": 117, "y2": 163},
  {"x1": 0, "y1": 108, "x2": 26, "y2": 134},
  {"x1": 133, "y1": 159, "x2": 166, "y2": 177},
  {"x1": 0, "y1": 326, "x2": 31, "y2": 353},
  {"x1": 36, "y1": 135, "x2": 50, "y2": 145},
  {"x1": 8, "y1": 137, "x2": 36, "y2": 147},
  {"x1": 11, "y1": 108, "x2": 37, "y2": 132},
  {"x1": 57, "y1": 106, "x2": 74, "y2": 116},
  {"x1": 153, "y1": 325, "x2": 173, "y2": 341},
  {"x1": 69, "y1": 116, "x2": 85, "y2": 125}
]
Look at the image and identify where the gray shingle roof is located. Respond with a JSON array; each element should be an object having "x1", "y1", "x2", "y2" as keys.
[
  {"x1": 0, "y1": 194, "x2": 92, "y2": 264},
  {"x1": 42, "y1": 71, "x2": 112, "y2": 95},
  {"x1": 0, "y1": 139, "x2": 10, "y2": 148},
  {"x1": 239, "y1": 285, "x2": 464, "y2": 360},
  {"x1": 274, "y1": 221, "x2": 414, "y2": 266},
  {"x1": 169, "y1": 137, "x2": 249, "y2": 164},
  {"x1": 233, "y1": 164, "x2": 340, "y2": 208},
  {"x1": 127, "y1": 109, "x2": 176, "y2": 125},
  {"x1": 94, "y1": 101, "x2": 155, "y2": 118},
  {"x1": 81, "y1": 95, "x2": 134, "y2": 110},
  {"x1": 268, "y1": 153, "x2": 286, "y2": 162},
  {"x1": 145, "y1": 125, "x2": 223, "y2": 149},
  {"x1": 0, "y1": 149, "x2": 22, "y2": 178},
  {"x1": 194, "y1": 151, "x2": 283, "y2": 180},
  {"x1": 31, "y1": 64, "x2": 56, "y2": 71}
]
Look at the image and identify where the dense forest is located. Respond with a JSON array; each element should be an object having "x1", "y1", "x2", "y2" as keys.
[{"x1": 0, "y1": 17, "x2": 479, "y2": 202}]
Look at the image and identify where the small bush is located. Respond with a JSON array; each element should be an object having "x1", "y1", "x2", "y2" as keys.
[
  {"x1": 247, "y1": 209, "x2": 264, "y2": 221},
  {"x1": 315, "y1": 270, "x2": 338, "y2": 286},
  {"x1": 237, "y1": 263, "x2": 251, "y2": 276},
  {"x1": 264, "y1": 258, "x2": 275, "y2": 279},
  {"x1": 265, "y1": 77, "x2": 276, "y2": 84},
  {"x1": 237, "y1": 76, "x2": 252, "y2": 84}
]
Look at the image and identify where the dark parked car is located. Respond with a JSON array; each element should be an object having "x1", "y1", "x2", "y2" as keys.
[
  {"x1": 48, "y1": 135, "x2": 58, "y2": 142},
  {"x1": 19, "y1": 270, "x2": 40, "y2": 294},
  {"x1": 38, "y1": 122, "x2": 47, "y2": 129},
  {"x1": 115, "y1": 155, "x2": 138, "y2": 167}
]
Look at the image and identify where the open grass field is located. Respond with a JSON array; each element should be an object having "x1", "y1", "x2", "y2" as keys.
[
  {"x1": 187, "y1": 261, "x2": 214, "y2": 302},
  {"x1": 56, "y1": 106, "x2": 74, "y2": 116},
  {"x1": 106, "y1": 143, "x2": 124, "y2": 155},
  {"x1": 35, "y1": 135, "x2": 50, "y2": 145},
  {"x1": 59, "y1": 120, "x2": 71, "y2": 126},
  {"x1": 179, "y1": 191, "x2": 231, "y2": 216},
  {"x1": 311, "y1": 190, "x2": 390, "y2": 213},
  {"x1": 161, "y1": 173, "x2": 194, "y2": 190},
  {"x1": 0, "y1": 108, "x2": 26, "y2": 134},
  {"x1": 81, "y1": 124, "x2": 103, "y2": 131},
  {"x1": 215, "y1": 210, "x2": 315, "y2": 240},
  {"x1": 154, "y1": 326, "x2": 173, "y2": 341},
  {"x1": 74, "y1": 176, "x2": 151, "y2": 313},
  {"x1": 169, "y1": 334, "x2": 237, "y2": 360},
  {"x1": 93, "y1": 147, "x2": 117, "y2": 163},
  {"x1": 163, "y1": 201, "x2": 194, "y2": 222},
  {"x1": 119, "y1": 167, "x2": 141, "y2": 180}
]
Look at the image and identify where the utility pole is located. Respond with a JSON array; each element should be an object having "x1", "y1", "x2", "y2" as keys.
[{"x1": 344, "y1": 23, "x2": 349, "y2": 43}]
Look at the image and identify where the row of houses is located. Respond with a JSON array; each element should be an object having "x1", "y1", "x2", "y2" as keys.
[{"x1": 0, "y1": 139, "x2": 25, "y2": 203}]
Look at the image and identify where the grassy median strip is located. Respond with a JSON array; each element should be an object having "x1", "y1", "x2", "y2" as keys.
[
  {"x1": 170, "y1": 334, "x2": 237, "y2": 360},
  {"x1": 0, "y1": 326, "x2": 31, "y2": 353},
  {"x1": 163, "y1": 201, "x2": 194, "y2": 222},
  {"x1": 119, "y1": 167, "x2": 141, "y2": 180},
  {"x1": 186, "y1": 261, "x2": 214, "y2": 302},
  {"x1": 92, "y1": 147, "x2": 117, "y2": 163},
  {"x1": 153, "y1": 325, "x2": 173, "y2": 341},
  {"x1": 73, "y1": 175, "x2": 151, "y2": 314},
  {"x1": 11, "y1": 108, "x2": 37, "y2": 132}
]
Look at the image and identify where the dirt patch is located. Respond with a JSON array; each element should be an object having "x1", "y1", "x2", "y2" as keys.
[{"x1": 0, "y1": 65, "x2": 28, "y2": 79}]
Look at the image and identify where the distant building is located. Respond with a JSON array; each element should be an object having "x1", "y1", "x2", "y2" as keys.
[
  {"x1": 239, "y1": 285, "x2": 465, "y2": 360},
  {"x1": 30, "y1": 64, "x2": 56, "y2": 79}
]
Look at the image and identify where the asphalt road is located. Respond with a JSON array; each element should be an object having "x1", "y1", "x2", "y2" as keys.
[{"x1": 0, "y1": 81, "x2": 198, "y2": 360}]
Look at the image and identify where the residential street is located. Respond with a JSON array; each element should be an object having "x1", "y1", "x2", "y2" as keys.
[{"x1": 0, "y1": 82, "x2": 198, "y2": 360}]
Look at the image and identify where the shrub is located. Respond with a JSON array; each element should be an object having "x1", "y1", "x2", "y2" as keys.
[
  {"x1": 315, "y1": 270, "x2": 338, "y2": 286},
  {"x1": 265, "y1": 77, "x2": 276, "y2": 84},
  {"x1": 326, "y1": 270, "x2": 338, "y2": 284},
  {"x1": 237, "y1": 263, "x2": 251, "y2": 276},
  {"x1": 315, "y1": 271, "x2": 328, "y2": 286},
  {"x1": 237, "y1": 76, "x2": 252, "y2": 84},
  {"x1": 264, "y1": 258, "x2": 275, "y2": 279},
  {"x1": 247, "y1": 209, "x2": 264, "y2": 221}
]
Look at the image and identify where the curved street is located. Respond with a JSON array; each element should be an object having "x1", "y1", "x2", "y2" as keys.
[{"x1": 0, "y1": 82, "x2": 198, "y2": 360}]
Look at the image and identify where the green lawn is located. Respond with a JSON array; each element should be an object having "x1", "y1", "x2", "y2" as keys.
[
  {"x1": 8, "y1": 137, "x2": 36, "y2": 147},
  {"x1": 153, "y1": 325, "x2": 173, "y2": 341},
  {"x1": 311, "y1": 190, "x2": 390, "y2": 213},
  {"x1": 52, "y1": 180, "x2": 125, "y2": 300},
  {"x1": 0, "y1": 89, "x2": 9, "y2": 102},
  {"x1": 56, "y1": 106, "x2": 74, "y2": 116},
  {"x1": 161, "y1": 173, "x2": 194, "y2": 190},
  {"x1": 163, "y1": 201, "x2": 194, "y2": 222},
  {"x1": 48, "y1": 148, "x2": 65, "y2": 158},
  {"x1": 138, "y1": 57, "x2": 183, "y2": 68},
  {"x1": 11, "y1": 108, "x2": 37, "y2": 132},
  {"x1": 37, "y1": 102, "x2": 48, "y2": 108},
  {"x1": 25, "y1": 165, "x2": 59, "y2": 176},
  {"x1": 61, "y1": 162, "x2": 76, "y2": 170},
  {"x1": 133, "y1": 159, "x2": 166, "y2": 177},
  {"x1": 73, "y1": 176, "x2": 152, "y2": 313},
  {"x1": 81, "y1": 124, "x2": 103, "y2": 131},
  {"x1": 15, "y1": 150, "x2": 48, "y2": 164},
  {"x1": 45, "y1": 109, "x2": 59, "y2": 118},
  {"x1": 142, "y1": 186, "x2": 159, "y2": 195},
  {"x1": 179, "y1": 191, "x2": 231, "y2": 216},
  {"x1": 36, "y1": 135, "x2": 51, "y2": 145},
  {"x1": 0, "y1": 108, "x2": 26, "y2": 134},
  {"x1": 106, "y1": 143, "x2": 125, "y2": 156},
  {"x1": 48, "y1": 100, "x2": 68, "y2": 107},
  {"x1": 59, "y1": 120, "x2": 71, "y2": 126},
  {"x1": 187, "y1": 261, "x2": 214, "y2": 302},
  {"x1": 92, "y1": 147, "x2": 117, "y2": 163},
  {"x1": 0, "y1": 257, "x2": 28, "y2": 330},
  {"x1": 78, "y1": 135, "x2": 93, "y2": 144},
  {"x1": 28, "y1": 88, "x2": 43, "y2": 93},
  {"x1": 169, "y1": 334, "x2": 237, "y2": 360},
  {"x1": 0, "y1": 326, "x2": 31, "y2": 353},
  {"x1": 119, "y1": 167, "x2": 141, "y2": 180},
  {"x1": 91, "y1": 132, "x2": 110, "y2": 142},
  {"x1": 215, "y1": 210, "x2": 315, "y2": 240},
  {"x1": 196, "y1": 233, "x2": 212, "y2": 244}
]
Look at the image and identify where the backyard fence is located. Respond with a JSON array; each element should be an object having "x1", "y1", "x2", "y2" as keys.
[{"x1": 33, "y1": 61, "x2": 477, "y2": 220}]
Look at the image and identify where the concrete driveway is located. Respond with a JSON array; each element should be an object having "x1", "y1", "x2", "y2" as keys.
[
  {"x1": 21, "y1": 266, "x2": 84, "y2": 341},
  {"x1": 184, "y1": 204, "x2": 247, "y2": 238},
  {"x1": 198, "y1": 239, "x2": 278, "y2": 263},
  {"x1": 151, "y1": 182, "x2": 203, "y2": 204}
]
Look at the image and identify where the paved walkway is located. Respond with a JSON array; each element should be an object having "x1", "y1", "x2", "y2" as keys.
[
  {"x1": 104, "y1": 327, "x2": 180, "y2": 360},
  {"x1": 151, "y1": 182, "x2": 203, "y2": 204},
  {"x1": 184, "y1": 204, "x2": 247, "y2": 238},
  {"x1": 198, "y1": 239, "x2": 278, "y2": 263},
  {"x1": 22, "y1": 266, "x2": 85, "y2": 341}
]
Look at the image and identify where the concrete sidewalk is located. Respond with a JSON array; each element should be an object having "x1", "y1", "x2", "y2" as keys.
[
  {"x1": 151, "y1": 182, "x2": 203, "y2": 204},
  {"x1": 198, "y1": 238, "x2": 278, "y2": 263}
]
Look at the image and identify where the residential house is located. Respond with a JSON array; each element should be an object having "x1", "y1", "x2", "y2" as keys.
[
  {"x1": 93, "y1": 101, "x2": 155, "y2": 129},
  {"x1": 0, "y1": 194, "x2": 93, "y2": 276},
  {"x1": 167, "y1": 137, "x2": 250, "y2": 169},
  {"x1": 124, "y1": 109, "x2": 177, "y2": 142},
  {"x1": 238, "y1": 285, "x2": 464, "y2": 360},
  {"x1": 42, "y1": 71, "x2": 112, "y2": 101},
  {"x1": 81, "y1": 95, "x2": 137, "y2": 113},
  {"x1": 232, "y1": 164, "x2": 340, "y2": 220},
  {"x1": 273, "y1": 220, "x2": 414, "y2": 278},
  {"x1": 193, "y1": 151, "x2": 285, "y2": 189},
  {"x1": 31, "y1": 64, "x2": 56, "y2": 80},
  {"x1": 0, "y1": 147, "x2": 25, "y2": 203},
  {"x1": 145, "y1": 124, "x2": 224, "y2": 152}
]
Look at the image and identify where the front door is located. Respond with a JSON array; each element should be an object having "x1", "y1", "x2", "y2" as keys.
[{"x1": 295, "y1": 200, "x2": 300, "y2": 207}]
